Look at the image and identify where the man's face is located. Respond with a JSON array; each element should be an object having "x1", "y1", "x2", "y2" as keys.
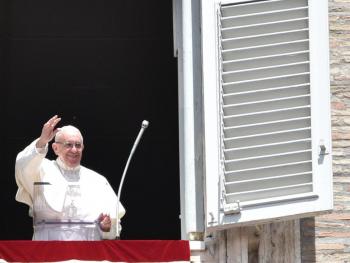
[{"x1": 52, "y1": 131, "x2": 84, "y2": 168}]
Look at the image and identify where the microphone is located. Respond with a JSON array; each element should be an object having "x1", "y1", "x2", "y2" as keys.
[{"x1": 116, "y1": 120, "x2": 149, "y2": 239}]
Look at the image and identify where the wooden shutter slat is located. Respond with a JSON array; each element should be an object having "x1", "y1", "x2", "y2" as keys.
[
  {"x1": 221, "y1": 0, "x2": 308, "y2": 17},
  {"x1": 225, "y1": 183, "x2": 313, "y2": 203},
  {"x1": 224, "y1": 140, "x2": 311, "y2": 160},
  {"x1": 225, "y1": 161, "x2": 312, "y2": 182},
  {"x1": 222, "y1": 30, "x2": 309, "y2": 50},
  {"x1": 224, "y1": 128, "x2": 311, "y2": 149},
  {"x1": 221, "y1": 8, "x2": 308, "y2": 28},
  {"x1": 225, "y1": 172, "x2": 312, "y2": 192},
  {"x1": 224, "y1": 118, "x2": 311, "y2": 137},
  {"x1": 223, "y1": 74, "x2": 309, "y2": 93}
]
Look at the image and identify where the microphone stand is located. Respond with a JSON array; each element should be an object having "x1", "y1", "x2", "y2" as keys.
[{"x1": 116, "y1": 120, "x2": 149, "y2": 239}]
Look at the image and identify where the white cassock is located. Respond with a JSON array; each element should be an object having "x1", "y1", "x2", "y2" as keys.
[{"x1": 15, "y1": 139, "x2": 126, "y2": 241}]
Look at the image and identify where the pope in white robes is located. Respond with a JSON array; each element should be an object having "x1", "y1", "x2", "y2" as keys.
[{"x1": 15, "y1": 115, "x2": 125, "y2": 240}]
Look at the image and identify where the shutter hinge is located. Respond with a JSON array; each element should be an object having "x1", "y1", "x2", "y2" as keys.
[
  {"x1": 208, "y1": 212, "x2": 218, "y2": 226},
  {"x1": 223, "y1": 201, "x2": 241, "y2": 215}
]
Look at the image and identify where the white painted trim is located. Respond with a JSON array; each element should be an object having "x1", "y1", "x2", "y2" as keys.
[
  {"x1": 201, "y1": 0, "x2": 222, "y2": 229},
  {"x1": 190, "y1": 241, "x2": 206, "y2": 251},
  {"x1": 177, "y1": 0, "x2": 205, "y2": 239}
]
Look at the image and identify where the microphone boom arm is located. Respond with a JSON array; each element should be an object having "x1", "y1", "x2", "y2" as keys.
[{"x1": 116, "y1": 120, "x2": 149, "y2": 239}]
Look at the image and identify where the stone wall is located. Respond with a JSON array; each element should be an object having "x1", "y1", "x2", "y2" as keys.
[{"x1": 301, "y1": 1, "x2": 350, "y2": 262}]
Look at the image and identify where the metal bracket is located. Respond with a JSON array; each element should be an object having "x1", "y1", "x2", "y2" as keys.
[
  {"x1": 204, "y1": 235, "x2": 216, "y2": 257},
  {"x1": 319, "y1": 139, "x2": 329, "y2": 156},
  {"x1": 223, "y1": 201, "x2": 241, "y2": 215},
  {"x1": 208, "y1": 212, "x2": 218, "y2": 226}
]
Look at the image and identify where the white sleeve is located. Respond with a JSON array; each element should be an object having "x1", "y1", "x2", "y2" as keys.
[
  {"x1": 100, "y1": 178, "x2": 126, "y2": 240},
  {"x1": 15, "y1": 139, "x2": 48, "y2": 207}
]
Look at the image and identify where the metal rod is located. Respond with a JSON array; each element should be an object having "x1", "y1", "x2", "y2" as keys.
[{"x1": 116, "y1": 120, "x2": 149, "y2": 239}]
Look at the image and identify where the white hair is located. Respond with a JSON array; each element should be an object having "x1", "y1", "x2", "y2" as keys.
[{"x1": 55, "y1": 125, "x2": 84, "y2": 142}]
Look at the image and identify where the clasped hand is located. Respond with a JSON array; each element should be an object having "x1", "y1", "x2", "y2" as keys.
[{"x1": 98, "y1": 213, "x2": 111, "y2": 232}]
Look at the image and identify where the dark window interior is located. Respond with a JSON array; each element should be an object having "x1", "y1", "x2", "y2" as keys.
[{"x1": 0, "y1": 0, "x2": 180, "y2": 239}]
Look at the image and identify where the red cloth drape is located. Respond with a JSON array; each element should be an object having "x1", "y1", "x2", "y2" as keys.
[{"x1": 0, "y1": 240, "x2": 190, "y2": 262}]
